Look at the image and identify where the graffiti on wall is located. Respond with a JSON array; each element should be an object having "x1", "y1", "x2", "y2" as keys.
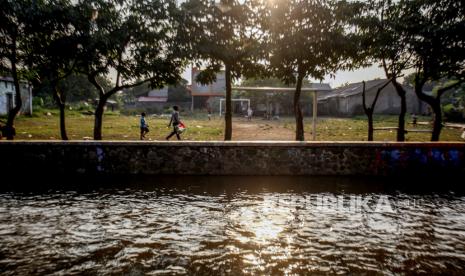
[{"x1": 372, "y1": 147, "x2": 464, "y2": 174}]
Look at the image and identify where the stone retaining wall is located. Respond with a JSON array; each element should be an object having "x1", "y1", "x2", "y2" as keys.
[{"x1": 0, "y1": 141, "x2": 464, "y2": 176}]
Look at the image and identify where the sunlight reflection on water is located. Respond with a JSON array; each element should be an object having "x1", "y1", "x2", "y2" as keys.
[{"x1": 1, "y1": 176, "x2": 465, "y2": 275}]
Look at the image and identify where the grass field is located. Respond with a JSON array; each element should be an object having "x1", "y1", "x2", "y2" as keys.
[{"x1": 4, "y1": 109, "x2": 464, "y2": 141}]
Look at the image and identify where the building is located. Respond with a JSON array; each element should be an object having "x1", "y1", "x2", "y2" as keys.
[
  {"x1": 126, "y1": 84, "x2": 191, "y2": 114},
  {"x1": 134, "y1": 87, "x2": 169, "y2": 113},
  {"x1": 190, "y1": 67, "x2": 225, "y2": 111},
  {"x1": 317, "y1": 79, "x2": 428, "y2": 116},
  {"x1": 0, "y1": 77, "x2": 33, "y2": 116}
]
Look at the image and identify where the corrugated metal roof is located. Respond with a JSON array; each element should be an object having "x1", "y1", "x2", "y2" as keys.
[
  {"x1": 138, "y1": 96, "x2": 168, "y2": 102},
  {"x1": 0, "y1": 76, "x2": 29, "y2": 84},
  {"x1": 0, "y1": 77, "x2": 14, "y2": 82},
  {"x1": 148, "y1": 88, "x2": 168, "y2": 97},
  {"x1": 319, "y1": 79, "x2": 390, "y2": 100},
  {"x1": 233, "y1": 83, "x2": 332, "y2": 92}
]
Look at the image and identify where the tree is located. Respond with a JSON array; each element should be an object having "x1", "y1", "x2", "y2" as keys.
[
  {"x1": 362, "y1": 79, "x2": 391, "y2": 141},
  {"x1": 59, "y1": 74, "x2": 112, "y2": 103},
  {"x1": 0, "y1": 0, "x2": 37, "y2": 139},
  {"x1": 181, "y1": 0, "x2": 266, "y2": 140},
  {"x1": 404, "y1": 73, "x2": 465, "y2": 121},
  {"x1": 355, "y1": 0, "x2": 413, "y2": 141},
  {"x1": 75, "y1": 0, "x2": 187, "y2": 140},
  {"x1": 168, "y1": 79, "x2": 191, "y2": 102},
  {"x1": 0, "y1": 0, "x2": 78, "y2": 140},
  {"x1": 35, "y1": 74, "x2": 112, "y2": 103},
  {"x1": 268, "y1": 0, "x2": 355, "y2": 141},
  {"x1": 400, "y1": 0, "x2": 465, "y2": 141},
  {"x1": 30, "y1": 0, "x2": 79, "y2": 140}
]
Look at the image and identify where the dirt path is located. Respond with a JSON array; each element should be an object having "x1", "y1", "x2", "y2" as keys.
[{"x1": 232, "y1": 118, "x2": 294, "y2": 140}]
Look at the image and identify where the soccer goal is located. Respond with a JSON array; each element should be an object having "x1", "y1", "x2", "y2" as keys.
[{"x1": 218, "y1": 98, "x2": 251, "y2": 116}]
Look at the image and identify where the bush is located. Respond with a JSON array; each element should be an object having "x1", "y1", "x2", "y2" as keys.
[
  {"x1": 32, "y1": 97, "x2": 44, "y2": 108},
  {"x1": 443, "y1": 104, "x2": 465, "y2": 122}
]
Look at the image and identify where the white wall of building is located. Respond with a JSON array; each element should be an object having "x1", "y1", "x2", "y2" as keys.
[{"x1": 0, "y1": 78, "x2": 32, "y2": 115}]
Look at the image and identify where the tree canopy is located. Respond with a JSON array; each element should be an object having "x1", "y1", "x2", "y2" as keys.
[
  {"x1": 267, "y1": 0, "x2": 357, "y2": 140},
  {"x1": 181, "y1": 0, "x2": 267, "y2": 140},
  {"x1": 73, "y1": 0, "x2": 189, "y2": 139}
]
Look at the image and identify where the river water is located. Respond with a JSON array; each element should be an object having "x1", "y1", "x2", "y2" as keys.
[{"x1": 1, "y1": 176, "x2": 464, "y2": 275}]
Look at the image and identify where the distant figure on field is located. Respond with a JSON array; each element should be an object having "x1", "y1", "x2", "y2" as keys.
[
  {"x1": 412, "y1": 113, "x2": 418, "y2": 127},
  {"x1": 166, "y1": 105, "x2": 182, "y2": 140},
  {"x1": 247, "y1": 107, "x2": 253, "y2": 121},
  {"x1": 140, "y1": 112, "x2": 149, "y2": 140},
  {"x1": 207, "y1": 108, "x2": 212, "y2": 121}
]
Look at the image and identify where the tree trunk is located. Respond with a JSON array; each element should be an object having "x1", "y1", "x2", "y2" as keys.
[
  {"x1": 224, "y1": 63, "x2": 232, "y2": 141},
  {"x1": 413, "y1": 78, "x2": 441, "y2": 141},
  {"x1": 367, "y1": 112, "x2": 374, "y2": 141},
  {"x1": 88, "y1": 75, "x2": 109, "y2": 141},
  {"x1": 392, "y1": 80, "x2": 406, "y2": 141},
  {"x1": 58, "y1": 101, "x2": 68, "y2": 140},
  {"x1": 5, "y1": 58, "x2": 22, "y2": 140},
  {"x1": 53, "y1": 86, "x2": 68, "y2": 140},
  {"x1": 294, "y1": 73, "x2": 304, "y2": 141},
  {"x1": 94, "y1": 96, "x2": 107, "y2": 140},
  {"x1": 431, "y1": 102, "x2": 442, "y2": 141}
]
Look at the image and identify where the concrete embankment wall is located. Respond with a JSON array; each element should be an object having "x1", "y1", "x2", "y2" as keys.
[{"x1": 0, "y1": 141, "x2": 464, "y2": 176}]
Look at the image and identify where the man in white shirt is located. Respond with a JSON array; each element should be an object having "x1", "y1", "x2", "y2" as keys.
[{"x1": 247, "y1": 108, "x2": 253, "y2": 121}]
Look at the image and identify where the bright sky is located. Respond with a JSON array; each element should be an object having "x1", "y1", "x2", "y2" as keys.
[
  {"x1": 317, "y1": 66, "x2": 387, "y2": 88},
  {"x1": 182, "y1": 65, "x2": 388, "y2": 89}
]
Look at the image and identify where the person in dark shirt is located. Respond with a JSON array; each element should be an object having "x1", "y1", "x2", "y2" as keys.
[
  {"x1": 140, "y1": 112, "x2": 149, "y2": 140},
  {"x1": 166, "y1": 106, "x2": 181, "y2": 140}
]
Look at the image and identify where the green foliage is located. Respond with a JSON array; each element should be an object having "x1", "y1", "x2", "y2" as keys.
[
  {"x1": 32, "y1": 97, "x2": 44, "y2": 108},
  {"x1": 268, "y1": 0, "x2": 356, "y2": 83},
  {"x1": 62, "y1": 74, "x2": 112, "y2": 102},
  {"x1": 443, "y1": 104, "x2": 464, "y2": 122},
  {"x1": 401, "y1": 1, "x2": 465, "y2": 83},
  {"x1": 75, "y1": 0, "x2": 187, "y2": 91},
  {"x1": 71, "y1": 0, "x2": 189, "y2": 139},
  {"x1": 265, "y1": 0, "x2": 355, "y2": 140},
  {"x1": 2, "y1": 0, "x2": 465, "y2": 141},
  {"x1": 181, "y1": 0, "x2": 266, "y2": 79},
  {"x1": 35, "y1": 74, "x2": 112, "y2": 103},
  {"x1": 180, "y1": 0, "x2": 268, "y2": 139}
]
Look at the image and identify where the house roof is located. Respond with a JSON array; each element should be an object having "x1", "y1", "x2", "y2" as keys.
[
  {"x1": 233, "y1": 83, "x2": 332, "y2": 93},
  {"x1": 138, "y1": 96, "x2": 168, "y2": 102},
  {"x1": 0, "y1": 76, "x2": 30, "y2": 85},
  {"x1": 0, "y1": 77, "x2": 14, "y2": 82},
  {"x1": 148, "y1": 88, "x2": 168, "y2": 97},
  {"x1": 319, "y1": 79, "x2": 390, "y2": 100}
]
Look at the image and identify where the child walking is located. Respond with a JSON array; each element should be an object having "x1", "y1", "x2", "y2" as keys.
[
  {"x1": 166, "y1": 106, "x2": 182, "y2": 140},
  {"x1": 140, "y1": 112, "x2": 149, "y2": 140}
]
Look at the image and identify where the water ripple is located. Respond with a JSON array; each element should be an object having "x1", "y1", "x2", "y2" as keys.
[{"x1": 1, "y1": 181, "x2": 465, "y2": 275}]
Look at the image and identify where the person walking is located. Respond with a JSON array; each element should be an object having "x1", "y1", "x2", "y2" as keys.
[
  {"x1": 166, "y1": 105, "x2": 182, "y2": 140},
  {"x1": 140, "y1": 112, "x2": 149, "y2": 140}
]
